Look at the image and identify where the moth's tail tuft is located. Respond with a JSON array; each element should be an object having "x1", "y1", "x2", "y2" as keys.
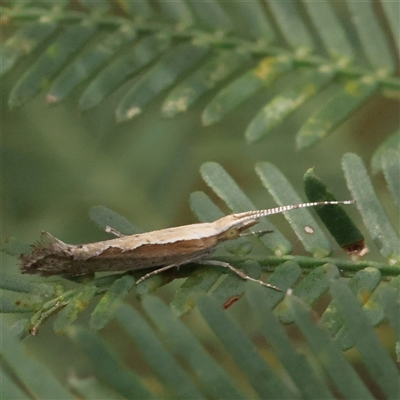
[{"x1": 20, "y1": 232, "x2": 70, "y2": 274}]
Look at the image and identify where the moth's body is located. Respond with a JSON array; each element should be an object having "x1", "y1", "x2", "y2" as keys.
[
  {"x1": 20, "y1": 216, "x2": 253, "y2": 277},
  {"x1": 20, "y1": 201, "x2": 355, "y2": 289}
]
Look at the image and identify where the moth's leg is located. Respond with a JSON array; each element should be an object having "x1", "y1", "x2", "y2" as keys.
[
  {"x1": 105, "y1": 225, "x2": 125, "y2": 237},
  {"x1": 240, "y1": 229, "x2": 273, "y2": 238},
  {"x1": 135, "y1": 263, "x2": 179, "y2": 285},
  {"x1": 200, "y1": 260, "x2": 281, "y2": 291}
]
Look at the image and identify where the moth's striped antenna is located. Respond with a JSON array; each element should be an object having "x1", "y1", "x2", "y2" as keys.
[{"x1": 234, "y1": 200, "x2": 356, "y2": 223}]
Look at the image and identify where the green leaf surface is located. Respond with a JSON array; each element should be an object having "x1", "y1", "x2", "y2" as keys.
[
  {"x1": 0, "y1": 21, "x2": 57, "y2": 76},
  {"x1": 267, "y1": 1, "x2": 313, "y2": 51},
  {"x1": 1, "y1": 319, "x2": 74, "y2": 399},
  {"x1": 303, "y1": 0, "x2": 354, "y2": 60},
  {"x1": 380, "y1": 285, "x2": 400, "y2": 340},
  {"x1": 382, "y1": 148, "x2": 400, "y2": 206},
  {"x1": 170, "y1": 266, "x2": 222, "y2": 317},
  {"x1": 202, "y1": 56, "x2": 293, "y2": 125},
  {"x1": 68, "y1": 375, "x2": 125, "y2": 400},
  {"x1": 162, "y1": 50, "x2": 250, "y2": 117},
  {"x1": 0, "y1": 368, "x2": 30, "y2": 400},
  {"x1": 381, "y1": 1, "x2": 400, "y2": 51},
  {"x1": 287, "y1": 294, "x2": 374, "y2": 400},
  {"x1": 256, "y1": 162, "x2": 332, "y2": 257},
  {"x1": 53, "y1": 284, "x2": 97, "y2": 334},
  {"x1": 0, "y1": 273, "x2": 60, "y2": 296},
  {"x1": 79, "y1": 35, "x2": 170, "y2": 110},
  {"x1": 296, "y1": 78, "x2": 378, "y2": 149},
  {"x1": 118, "y1": 0, "x2": 154, "y2": 19},
  {"x1": 208, "y1": 261, "x2": 262, "y2": 307},
  {"x1": 246, "y1": 67, "x2": 334, "y2": 142},
  {"x1": 246, "y1": 284, "x2": 335, "y2": 399},
  {"x1": 330, "y1": 280, "x2": 400, "y2": 399},
  {"x1": 197, "y1": 295, "x2": 294, "y2": 399},
  {"x1": 319, "y1": 267, "x2": 381, "y2": 338},
  {"x1": 276, "y1": 264, "x2": 339, "y2": 324},
  {"x1": 371, "y1": 130, "x2": 400, "y2": 174},
  {"x1": 116, "y1": 43, "x2": 209, "y2": 122},
  {"x1": 89, "y1": 205, "x2": 141, "y2": 235},
  {"x1": 2, "y1": 236, "x2": 31, "y2": 257},
  {"x1": 226, "y1": 2, "x2": 275, "y2": 41},
  {"x1": 200, "y1": 162, "x2": 291, "y2": 255},
  {"x1": 189, "y1": 1, "x2": 232, "y2": 32},
  {"x1": 67, "y1": 326, "x2": 153, "y2": 399},
  {"x1": 142, "y1": 295, "x2": 246, "y2": 399},
  {"x1": 0, "y1": 291, "x2": 43, "y2": 313},
  {"x1": 335, "y1": 276, "x2": 400, "y2": 351},
  {"x1": 47, "y1": 24, "x2": 137, "y2": 103},
  {"x1": 90, "y1": 275, "x2": 135, "y2": 331},
  {"x1": 158, "y1": 0, "x2": 194, "y2": 27},
  {"x1": 116, "y1": 304, "x2": 205, "y2": 399},
  {"x1": 303, "y1": 167, "x2": 364, "y2": 249},
  {"x1": 347, "y1": 0, "x2": 394, "y2": 72},
  {"x1": 342, "y1": 153, "x2": 400, "y2": 264},
  {"x1": 8, "y1": 23, "x2": 97, "y2": 108}
]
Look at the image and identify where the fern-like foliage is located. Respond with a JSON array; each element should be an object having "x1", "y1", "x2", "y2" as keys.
[
  {"x1": 1, "y1": 152, "x2": 399, "y2": 398},
  {"x1": 1, "y1": 0, "x2": 399, "y2": 147},
  {"x1": 2, "y1": 153, "x2": 399, "y2": 338},
  {"x1": 1, "y1": 282, "x2": 399, "y2": 398}
]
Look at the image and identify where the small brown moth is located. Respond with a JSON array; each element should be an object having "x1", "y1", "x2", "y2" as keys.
[{"x1": 20, "y1": 200, "x2": 355, "y2": 291}]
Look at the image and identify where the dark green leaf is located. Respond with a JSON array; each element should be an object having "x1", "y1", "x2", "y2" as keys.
[
  {"x1": 189, "y1": 1, "x2": 232, "y2": 32},
  {"x1": 246, "y1": 68, "x2": 334, "y2": 142},
  {"x1": 296, "y1": 78, "x2": 378, "y2": 149},
  {"x1": 68, "y1": 375, "x2": 125, "y2": 400},
  {"x1": 9, "y1": 23, "x2": 97, "y2": 108},
  {"x1": 202, "y1": 56, "x2": 293, "y2": 125},
  {"x1": 0, "y1": 368, "x2": 29, "y2": 400},
  {"x1": 0, "y1": 22, "x2": 57, "y2": 76},
  {"x1": 267, "y1": 1, "x2": 314, "y2": 50},
  {"x1": 347, "y1": 1, "x2": 394, "y2": 72},
  {"x1": 116, "y1": 44, "x2": 209, "y2": 122},
  {"x1": 79, "y1": 35, "x2": 170, "y2": 110},
  {"x1": 118, "y1": 0, "x2": 154, "y2": 19},
  {"x1": 162, "y1": 50, "x2": 250, "y2": 117},
  {"x1": 303, "y1": 167, "x2": 364, "y2": 250},
  {"x1": 303, "y1": 0, "x2": 354, "y2": 60},
  {"x1": 47, "y1": 24, "x2": 137, "y2": 103},
  {"x1": 158, "y1": 1, "x2": 194, "y2": 26}
]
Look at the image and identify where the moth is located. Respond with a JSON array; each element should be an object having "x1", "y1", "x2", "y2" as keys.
[{"x1": 20, "y1": 200, "x2": 355, "y2": 291}]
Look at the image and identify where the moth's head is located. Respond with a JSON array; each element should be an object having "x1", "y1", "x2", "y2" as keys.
[{"x1": 216, "y1": 213, "x2": 260, "y2": 241}]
